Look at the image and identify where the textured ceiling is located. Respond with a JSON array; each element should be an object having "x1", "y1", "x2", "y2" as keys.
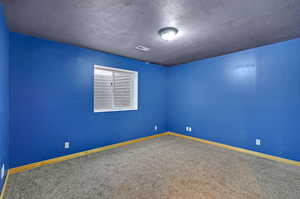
[{"x1": 4, "y1": 0, "x2": 300, "y2": 66}]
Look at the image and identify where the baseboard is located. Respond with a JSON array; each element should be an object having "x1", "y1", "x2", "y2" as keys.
[
  {"x1": 0, "y1": 174, "x2": 9, "y2": 199},
  {"x1": 9, "y1": 132, "x2": 169, "y2": 175},
  {"x1": 8, "y1": 131, "x2": 300, "y2": 176},
  {"x1": 167, "y1": 132, "x2": 300, "y2": 167}
]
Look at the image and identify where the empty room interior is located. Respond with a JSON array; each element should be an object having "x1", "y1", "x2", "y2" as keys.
[{"x1": 1, "y1": 0, "x2": 300, "y2": 198}]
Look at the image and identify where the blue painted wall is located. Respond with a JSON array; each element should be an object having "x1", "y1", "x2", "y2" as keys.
[
  {"x1": 0, "y1": 2, "x2": 9, "y2": 190},
  {"x1": 168, "y1": 38, "x2": 300, "y2": 162},
  {"x1": 8, "y1": 27, "x2": 300, "y2": 167},
  {"x1": 10, "y1": 33, "x2": 168, "y2": 168}
]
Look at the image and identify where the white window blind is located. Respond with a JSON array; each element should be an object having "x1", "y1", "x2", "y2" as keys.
[{"x1": 94, "y1": 65, "x2": 138, "y2": 112}]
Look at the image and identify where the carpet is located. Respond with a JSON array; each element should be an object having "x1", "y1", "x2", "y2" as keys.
[{"x1": 4, "y1": 135, "x2": 300, "y2": 199}]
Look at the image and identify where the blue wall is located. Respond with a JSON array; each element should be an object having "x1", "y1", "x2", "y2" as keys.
[
  {"x1": 168, "y1": 38, "x2": 300, "y2": 162},
  {"x1": 10, "y1": 33, "x2": 168, "y2": 168},
  {"x1": 0, "y1": 2, "x2": 9, "y2": 190},
  {"x1": 8, "y1": 28, "x2": 300, "y2": 168}
]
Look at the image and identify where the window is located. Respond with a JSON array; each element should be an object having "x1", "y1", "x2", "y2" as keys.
[{"x1": 93, "y1": 65, "x2": 138, "y2": 112}]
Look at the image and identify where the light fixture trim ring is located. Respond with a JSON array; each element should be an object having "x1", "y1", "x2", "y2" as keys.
[{"x1": 158, "y1": 27, "x2": 179, "y2": 41}]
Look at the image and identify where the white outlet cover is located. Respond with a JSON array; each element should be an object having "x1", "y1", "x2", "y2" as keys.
[
  {"x1": 154, "y1": 125, "x2": 158, "y2": 130},
  {"x1": 1, "y1": 164, "x2": 4, "y2": 179},
  {"x1": 256, "y1": 139, "x2": 261, "y2": 146},
  {"x1": 65, "y1": 142, "x2": 70, "y2": 149},
  {"x1": 189, "y1": 127, "x2": 192, "y2": 132},
  {"x1": 186, "y1": 126, "x2": 189, "y2": 131}
]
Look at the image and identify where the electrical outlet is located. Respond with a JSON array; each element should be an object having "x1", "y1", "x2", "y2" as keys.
[
  {"x1": 256, "y1": 139, "x2": 261, "y2": 146},
  {"x1": 185, "y1": 126, "x2": 192, "y2": 132},
  {"x1": 154, "y1": 125, "x2": 158, "y2": 131},
  {"x1": 186, "y1": 126, "x2": 189, "y2": 131},
  {"x1": 64, "y1": 142, "x2": 70, "y2": 149},
  {"x1": 1, "y1": 164, "x2": 4, "y2": 179}
]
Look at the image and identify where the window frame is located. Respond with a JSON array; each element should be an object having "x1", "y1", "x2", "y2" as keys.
[{"x1": 93, "y1": 64, "x2": 138, "y2": 113}]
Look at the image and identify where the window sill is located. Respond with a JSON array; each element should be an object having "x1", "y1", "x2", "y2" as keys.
[{"x1": 94, "y1": 108, "x2": 138, "y2": 113}]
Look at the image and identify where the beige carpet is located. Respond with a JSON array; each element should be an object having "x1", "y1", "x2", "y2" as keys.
[{"x1": 4, "y1": 135, "x2": 300, "y2": 199}]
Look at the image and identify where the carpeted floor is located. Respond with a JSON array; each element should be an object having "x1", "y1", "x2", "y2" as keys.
[{"x1": 4, "y1": 135, "x2": 300, "y2": 199}]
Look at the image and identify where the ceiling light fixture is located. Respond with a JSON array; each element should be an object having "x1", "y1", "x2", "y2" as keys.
[{"x1": 159, "y1": 27, "x2": 178, "y2": 41}]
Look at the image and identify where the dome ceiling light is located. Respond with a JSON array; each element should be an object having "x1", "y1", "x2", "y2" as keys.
[{"x1": 159, "y1": 27, "x2": 178, "y2": 41}]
